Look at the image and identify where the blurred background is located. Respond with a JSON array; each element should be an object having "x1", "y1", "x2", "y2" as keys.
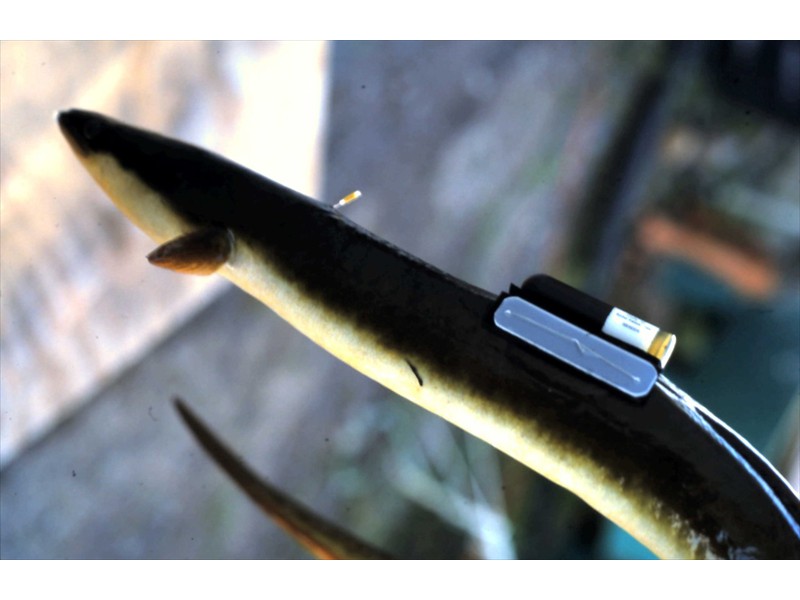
[{"x1": 1, "y1": 41, "x2": 798, "y2": 559}]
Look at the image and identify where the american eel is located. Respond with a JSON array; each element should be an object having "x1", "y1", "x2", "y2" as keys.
[{"x1": 58, "y1": 109, "x2": 800, "y2": 559}]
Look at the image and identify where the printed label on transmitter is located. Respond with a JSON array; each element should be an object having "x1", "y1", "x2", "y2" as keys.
[{"x1": 602, "y1": 307, "x2": 658, "y2": 353}]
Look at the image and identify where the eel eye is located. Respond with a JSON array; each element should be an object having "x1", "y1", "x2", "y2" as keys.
[{"x1": 82, "y1": 118, "x2": 102, "y2": 141}]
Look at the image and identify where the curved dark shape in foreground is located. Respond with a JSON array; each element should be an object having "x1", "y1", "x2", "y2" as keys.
[
  {"x1": 174, "y1": 398, "x2": 391, "y2": 559},
  {"x1": 58, "y1": 109, "x2": 800, "y2": 558}
]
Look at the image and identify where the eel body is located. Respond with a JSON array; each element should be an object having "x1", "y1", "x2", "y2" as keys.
[{"x1": 57, "y1": 109, "x2": 800, "y2": 559}]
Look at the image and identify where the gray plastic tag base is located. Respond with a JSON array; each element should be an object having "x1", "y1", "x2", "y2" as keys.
[{"x1": 495, "y1": 296, "x2": 658, "y2": 398}]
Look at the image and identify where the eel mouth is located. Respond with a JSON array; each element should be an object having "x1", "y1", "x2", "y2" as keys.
[{"x1": 56, "y1": 109, "x2": 103, "y2": 157}]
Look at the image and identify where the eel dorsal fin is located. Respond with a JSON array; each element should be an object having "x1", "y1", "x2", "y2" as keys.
[{"x1": 147, "y1": 227, "x2": 233, "y2": 276}]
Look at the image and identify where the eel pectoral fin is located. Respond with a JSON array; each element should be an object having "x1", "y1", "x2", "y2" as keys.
[{"x1": 147, "y1": 227, "x2": 234, "y2": 275}]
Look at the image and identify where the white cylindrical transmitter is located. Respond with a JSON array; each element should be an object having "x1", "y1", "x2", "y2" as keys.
[{"x1": 514, "y1": 275, "x2": 677, "y2": 370}]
